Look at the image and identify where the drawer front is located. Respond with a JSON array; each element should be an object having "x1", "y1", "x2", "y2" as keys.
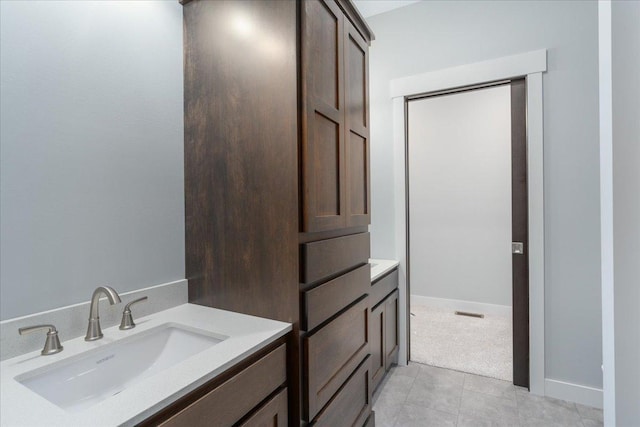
[
  {"x1": 303, "y1": 264, "x2": 370, "y2": 331},
  {"x1": 370, "y1": 268, "x2": 398, "y2": 307},
  {"x1": 312, "y1": 356, "x2": 372, "y2": 427},
  {"x1": 304, "y1": 297, "x2": 369, "y2": 420},
  {"x1": 159, "y1": 344, "x2": 287, "y2": 427},
  {"x1": 301, "y1": 232, "x2": 370, "y2": 284},
  {"x1": 238, "y1": 388, "x2": 288, "y2": 427}
]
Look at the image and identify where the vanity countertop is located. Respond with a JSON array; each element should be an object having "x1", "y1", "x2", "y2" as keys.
[
  {"x1": 0, "y1": 303, "x2": 291, "y2": 427},
  {"x1": 370, "y1": 258, "x2": 399, "y2": 282}
]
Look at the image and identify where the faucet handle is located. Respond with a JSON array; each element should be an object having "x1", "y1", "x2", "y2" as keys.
[
  {"x1": 119, "y1": 296, "x2": 148, "y2": 330},
  {"x1": 18, "y1": 324, "x2": 63, "y2": 356}
]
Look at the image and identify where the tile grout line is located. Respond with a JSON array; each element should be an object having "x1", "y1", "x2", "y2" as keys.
[{"x1": 459, "y1": 372, "x2": 467, "y2": 418}]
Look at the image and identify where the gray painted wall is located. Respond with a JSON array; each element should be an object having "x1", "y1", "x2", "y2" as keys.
[
  {"x1": 367, "y1": 1, "x2": 602, "y2": 389},
  {"x1": 612, "y1": 1, "x2": 640, "y2": 424},
  {"x1": 0, "y1": 1, "x2": 185, "y2": 320},
  {"x1": 408, "y1": 86, "x2": 513, "y2": 306}
]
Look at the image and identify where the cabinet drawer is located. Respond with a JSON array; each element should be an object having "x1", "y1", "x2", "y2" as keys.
[
  {"x1": 301, "y1": 232, "x2": 370, "y2": 284},
  {"x1": 238, "y1": 388, "x2": 288, "y2": 427},
  {"x1": 370, "y1": 268, "x2": 398, "y2": 307},
  {"x1": 311, "y1": 356, "x2": 372, "y2": 427},
  {"x1": 158, "y1": 344, "x2": 286, "y2": 427},
  {"x1": 303, "y1": 264, "x2": 370, "y2": 331},
  {"x1": 304, "y1": 297, "x2": 369, "y2": 420}
]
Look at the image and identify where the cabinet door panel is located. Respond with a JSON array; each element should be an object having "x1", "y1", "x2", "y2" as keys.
[
  {"x1": 348, "y1": 131, "x2": 368, "y2": 217},
  {"x1": 307, "y1": 0, "x2": 340, "y2": 110},
  {"x1": 346, "y1": 32, "x2": 367, "y2": 130},
  {"x1": 384, "y1": 290, "x2": 399, "y2": 370},
  {"x1": 344, "y1": 21, "x2": 370, "y2": 227},
  {"x1": 370, "y1": 302, "x2": 385, "y2": 391},
  {"x1": 314, "y1": 112, "x2": 342, "y2": 217},
  {"x1": 302, "y1": 0, "x2": 346, "y2": 232}
]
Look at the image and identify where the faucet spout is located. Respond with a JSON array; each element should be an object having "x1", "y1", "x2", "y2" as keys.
[{"x1": 85, "y1": 286, "x2": 121, "y2": 341}]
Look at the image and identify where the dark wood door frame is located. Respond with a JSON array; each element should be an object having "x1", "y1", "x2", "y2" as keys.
[
  {"x1": 405, "y1": 79, "x2": 530, "y2": 388},
  {"x1": 510, "y1": 78, "x2": 529, "y2": 388}
]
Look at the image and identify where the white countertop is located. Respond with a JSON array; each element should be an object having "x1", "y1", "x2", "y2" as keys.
[
  {"x1": 0, "y1": 303, "x2": 291, "y2": 427},
  {"x1": 370, "y1": 258, "x2": 399, "y2": 282}
]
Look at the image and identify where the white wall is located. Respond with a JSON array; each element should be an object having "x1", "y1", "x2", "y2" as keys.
[
  {"x1": 0, "y1": 1, "x2": 185, "y2": 320},
  {"x1": 408, "y1": 86, "x2": 512, "y2": 306},
  {"x1": 611, "y1": 1, "x2": 640, "y2": 424},
  {"x1": 367, "y1": 1, "x2": 602, "y2": 390}
]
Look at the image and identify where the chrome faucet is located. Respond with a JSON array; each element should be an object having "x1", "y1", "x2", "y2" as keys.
[{"x1": 85, "y1": 286, "x2": 121, "y2": 341}]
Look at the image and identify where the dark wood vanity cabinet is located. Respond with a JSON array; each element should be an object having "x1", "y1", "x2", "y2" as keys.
[
  {"x1": 370, "y1": 269, "x2": 399, "y2": 391},
  {"x1": 181, "y1": 0, "x2": 373, "y2": 425}
]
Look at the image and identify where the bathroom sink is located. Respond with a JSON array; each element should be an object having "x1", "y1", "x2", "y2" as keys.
[{"x1": 15, "y1": 323, "x2": 227, "y2": 413}]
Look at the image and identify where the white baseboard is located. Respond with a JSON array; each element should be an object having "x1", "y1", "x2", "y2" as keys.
[
  {"x1": 410, "y1": 294, "x2": 512, "y2": 318},
  {"x1": 545, "y1": 378, "x2": 603, "y2": 409}
]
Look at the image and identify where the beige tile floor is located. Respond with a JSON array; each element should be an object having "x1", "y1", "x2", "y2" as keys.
[{"x1": 372, "y1": 362, "x2": 603, "y2": 427}]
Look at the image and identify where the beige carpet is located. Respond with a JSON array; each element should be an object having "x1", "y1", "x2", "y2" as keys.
[{"x1": 410, "y1": 303, "x2": 512, "y2": 381}]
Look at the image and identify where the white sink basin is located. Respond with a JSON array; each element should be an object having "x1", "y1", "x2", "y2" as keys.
[{"x1": 15, "y1": 323, "x2": 227, "y2": 413}]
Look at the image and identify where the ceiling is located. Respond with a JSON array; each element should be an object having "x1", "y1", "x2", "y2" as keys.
[{"x1": 353, "y1": 0, "x2": 421, "y2": 18}]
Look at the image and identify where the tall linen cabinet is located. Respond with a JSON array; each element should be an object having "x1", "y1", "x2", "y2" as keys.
[{"x1": 182, "y1": 0, "x2": 374, "y2": 425}]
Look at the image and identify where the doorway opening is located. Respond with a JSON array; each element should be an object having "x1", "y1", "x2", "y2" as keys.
[{"x1": 406, "y1": 79, "x2": 529, "y2": 387}]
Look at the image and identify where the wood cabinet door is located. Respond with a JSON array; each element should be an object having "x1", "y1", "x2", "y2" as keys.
[
  {"x1": 370, "y1": 301, "x2": 386, "y2": 391},
  {"x1": 344, "y1": 20, "x2": 371, "y2": 227},
  {"x1": 384, "y1": 290, "x2": 399, "y2": 370},
  {"x1": 301, "y1": 0, "x2": 347, "y2": 232}
]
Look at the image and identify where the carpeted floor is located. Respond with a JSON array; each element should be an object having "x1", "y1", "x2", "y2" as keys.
[{"x1": 410, "y1": 303, "x2": 512, "y2": 381}]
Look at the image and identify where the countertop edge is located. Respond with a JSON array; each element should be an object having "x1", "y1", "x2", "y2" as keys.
[{"x1": 370, "y1": 258, "x2": 399, "y2": 282}]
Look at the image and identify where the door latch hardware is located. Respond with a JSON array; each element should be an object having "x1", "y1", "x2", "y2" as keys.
[{"x1": 512, "y1": 242, "x2": 524, "y2": 255}]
